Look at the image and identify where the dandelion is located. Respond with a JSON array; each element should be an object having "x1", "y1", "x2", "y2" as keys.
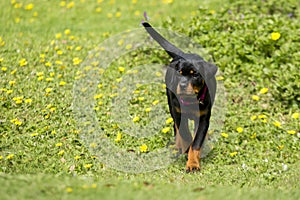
[
  {"x1": 155, "y1": 72, "x2": 162, "y2": 77},
  {"x1": 277, "y1": 145, "x2": 284, "y2": 150},
  {"x1": 117, "y1": 39, "x2": 124, "y2": 46},
  {"x1": 90, "y1": 143, "x2": 97, "y2": 148},
  {"x1": 140, "y1": 144, "x2": 148, "y2": 153},
  {"x1": 165, "y1": 118, "x2": 173, "y2": 124},
  {"x1": 221, "y1": 132, "x2": 229, "y2": 138},
  {"x1": 162, "y1": 0, "x2": 173, "y2": 4},
  {"x1": 115, "y1": 12, "x2": 121, "y2": 18},
  {"x1": 45, "y1": 88, "x2": 52, "y2": 93},
  {"x1": 64, "y1": 29, "x2": 71, "y2": 35},
  {"x1": 260, "y1": 87, "x2": 268, "y2": 94},
  {"x1": 45, "y1": 61, "x2": 52, "y2": 67},
  {"x1": 25, "y1": 3, "x2": 34, "y2": 10},
  {"x1": 291, "y1": 112, "x2": 299, "y2": 119},
  {"x1": 19, "y1": 58, "x2": 27, "y2": 67},
  {"x1": 74, "y1": 155, "x2": 81, "y2": 160},
  {"x1": 138, "y1": 97, "x2": 145, "y2": 101},
  {"x1": 0, "y1": 156, "x2": 3, "y2": 160},
  {"x1": 96, "y1": 7, "x2": 102, "y2": 13},
  {"x1": 66, "y1": 187, "x2": 73, "y2": 193},
  {"x1": 91, "y1": 184, "x2": 97, "y2": 188},
  {"x1": 134, "y1": 10, "x2": 140, "y2": 16},
  {"x1": 116, "y1": 77, "x2": 122, "y2": 83},
  {"x1": 132, "y1": 0, "x2": 137, "y2": 4},
  {"x1": 11, "y1": 69, "x2": 17, "y2": 75},
  {"x1": 125, "y1": 44, "x2": 132, "y2": 50},
  {"x1": 31, "y1": 132, "x2": 38, "y2": 137},
  {"x1": 230, "y1": 152, "x2": 238, "y2": 157},
  {"x1": 6, "y1": 90, "x2": 13, "y2": 94},
  {"x1": 58, "y1": 150, "x2": 64, "y2": 155},
  {"x1": 287, "y1": 130, "x2": 296, "y2": 135},
  {"x1": 236, "y1": 127, "x2": 243, "y2": 133},
  {"x1": 271, "y1": 32, "x2": 281, "y2": 41},
  {"x1": 145, "y1": 107, "x2": 151, "y2": 112},
  {"x1": 66, "y1": 2, "x2": 75, "y2": 9},
  {"x1": 250, "y1": 115, "x2": 257, "y2": 121},
  {"x1": 59, "y1": 81, "x2": 66, "y2": 86},
  {"x1": 152, "y1": 100, "x2": 159, "y2": 105},
  {"x1": 162, "y1": 127, "x2": 171, "y2": 134},
  {"x1": 73, "y1": 57, "x2": 82, "y2": 65},
  {"x1": 216, "y1": 76, "x2": 224, "y2": 81},
  {"x1": 252, "y1": 95, "x2": 260, "y2": 101},
  {"x1": 56, "y1": 142, "x2": 63, "y2": 147},
  {"x1": 33, "y1": 11, "x2": 38, "y2": 17},
  {"x1": 84, "y1": 164, "x2": 92, "y2": 169},
  {"x1": 25, "y1": 99, "x2": 32, "y2": 103},
  {"x1": 1, "y1": 67, "x2": 7, "y2": 71},
  {"x1": 9, "y1": 80, "x2": 16, "y2": 86},
  {"x1": 273, "y1": 121, "x2": 281, "y2": 127},
  {"x1": 250, "y1": 132, "x2": 256, "y2": 139},
  {"x1": 6, "y1": 154, "x2": 14, "y2": 160},
  {"x1": 118, "y1": 67, "x2": 125, "y2": 73},
  {"x1": 132, "y1": 116, "x2": 140, "y2": 123},
  {"x1": 115, "y1": 132, "x2": 122, "y2": 142}
]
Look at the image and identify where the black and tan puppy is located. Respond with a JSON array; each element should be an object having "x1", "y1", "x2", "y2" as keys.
[{"x1": 142, "y1": 22, "x2": 217, "y2": 172}]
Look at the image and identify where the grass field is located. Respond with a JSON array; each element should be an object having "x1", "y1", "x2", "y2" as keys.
[{"x1": 0, "y1": 0, "x2": 299, "y2": 199}]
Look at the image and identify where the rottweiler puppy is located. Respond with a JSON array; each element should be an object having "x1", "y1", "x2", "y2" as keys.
[{"x1": 142, "y1": 22, "x2": 217, "y2": 172}]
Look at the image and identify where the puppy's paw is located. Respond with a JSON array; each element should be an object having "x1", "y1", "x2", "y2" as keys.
[{"x1": 185, "y1": 146, "x2": 201, "y2": 173}]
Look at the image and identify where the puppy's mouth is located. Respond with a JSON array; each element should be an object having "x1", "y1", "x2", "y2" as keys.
[{"x1": 179, "y1": 95, "x2": 199, "y2": 106}]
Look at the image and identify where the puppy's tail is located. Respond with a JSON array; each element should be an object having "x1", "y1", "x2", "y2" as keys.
[{"x1": 142, "y1": 22, "x2": 184, "y2": 59}]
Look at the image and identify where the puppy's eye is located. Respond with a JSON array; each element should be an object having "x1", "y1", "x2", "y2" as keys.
[{"x1": 190, "y1": 70, "x2": 194, "y2": 75}]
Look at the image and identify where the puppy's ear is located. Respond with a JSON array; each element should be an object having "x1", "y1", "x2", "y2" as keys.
[{"x1": 204, "y1": 62, "x2": 218, "y2": 79}]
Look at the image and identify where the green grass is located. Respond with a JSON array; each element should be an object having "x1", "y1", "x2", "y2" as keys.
[{"x1": 0, "y1": 0, "x2": 299, "y2": 199}]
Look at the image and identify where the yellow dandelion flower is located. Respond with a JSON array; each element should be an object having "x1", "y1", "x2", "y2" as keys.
[
  {"x1": 273, "y1": 121, "x2": 281, "y2": 127},
  {"x1": 57, "y1": 50, "x2": 63, "y2": 55},
  {"x1": 221, "y1": 132, "x2": 229, "y2": 138},
  {"x1": 60, "y1": 1, "x2": 66, "y2": 7},
  {"x1": 56, "y1": 143, "x2": 63, "y2": 147},
  {"x1": 25, "y1": 99, "x2": 32, "y2": 103},
  {"x1": 162, "y1": 127, "x2": 171, "y2": 134},
  {"x1": 91, "y1": 184, "x2": 97, "y2": 188},
  {"x1": 6, "y1": 154, "x2": 14, "y2": 160},
  {"x1": 25, "y1": 3, "x2": 34, "y2": 10},
  {"x1": 96, "y1": 7, "x2": 102, "y2": 13},
  {"x1": 258, "y1": 114, "x2": 267, "y2": 119},
  {"x1": 259, "y1": 87, "x2": 268, "y2": 94},
  {"x1": 291, "y1": 112, "x2": 299, "y2": 119},
  {"x1": 115, "y1": 132, "x2": 122, "y2": 142},
  {"x1": 145, "y1": 107, "x2": 151, "y2": 112},
  {"x1": 73, "y1": 57, "x2": 82, "y2": 65},
  {"x1": 9, "y1": 80, "x2": 16, "y2": 86},
  {"x1": 165, "y1": 118, "x2": 173, "y2": 124},
  {"x1": 66, "y1": 187, "x2": 73, "y2": 193},
  {"x1": 45, "y1": 61, "x2": 52, "y2": 67},
  {"x1": 0, "y1": 155, "x2": 2, "y2": 160},
  {"x1": 152, "y1": 100, "x2": 159, "y2": 105},
  {"x1": 230, "y1": 152, "x2": 238, "y2": 157},
  {"x1": 6, "y1": 90, "x2": 13, "y2": 94},
  {"x1": 132, "y1": 116, "x2": 140, "y2": 123},
  {"x1": 236, "y1": 127, "x2": 243, "y2": 133},
  {"x1": 209, "y1": 10, "x2": 216, "y2": 15},
  {"x1": 1, "y1": 67, "x2": 7, "y2": 71},
  {"x1": 271, "y1": 32, "x2": 281, "y2": 41},
  {"x1": 118, "y1": 67, "x2": 125, "y2": 73},
  {"x1": 250, "y1": 115, "x2": 257, "y2": 121},
  {"x1": 64, "y1": 29, "x2": 71, "y2": 35},
  {"x1": 250, "y1": 132, "x2": 256, "y2": 139},
  {"x1": 287, "y1": 130, "x2": 296, "y2": 135},
  {"x1": 125, "y1": 44, "x2": 132, "y2": 50},
  {"x1": 74, "y1": 155, "x2": 81, "y2": 160},
  {"x1": 90, "y1": 143, "x2": 97, "y2": 148},
  {"x1": 134, "y1": 10, "x2": 140, "y2": 16},
  {"x1": 45, "y1": 88, "x2": 52, "y2": 93},
  {"x1": 58, "y1": 150, "x2": 64, "y2": 155},
  {"x1": 59, "y1": 81, "x2": 66, "y2": 86},
  {"x1": 132, "y1": 0, "x2": 137, "y2": 4},
  {"x1": 19, "y1": 58, "x2": 27, "y2": 67},
  {"x1": 84, "y1": 164, "x2": 93, "y2": 169},
  {"x1": 155, "y1": 72, "x2": 162, "y2": 77},
  {"x1": 11, "y1": 69, "x2": 17, "y2": 75},
  {"x1": 162, "y1": 0, "x2": 173, "y2": 4},
  {"x1": 140, "y1": 144, "x2": 148, "y2": 153},
  {"x1": 118, "y1": 39, "x2": 124, "y2": 46},
  {"x1": 46, "y1": 77, "x2": 53, "y2": 82},
  {"x1": 138, "y1": 97, "x2": 145, "y2": 101},
  {"x1": 252, "y1": 95, "x2": 260, "y2": 101},
  {"x1": 33, "y1": 11, "x2": 38, "y2": 17},
  {"x1": 277, "y1": 145, "x2": 284, "y2": 150},
  {"x1": 66, "y1": 2, "x2": 75, "y2": 9},
  {"x1": 115, "y1": 12, "x2": 121, "y2": 18},
  {"x1": 31, "y1": 132, "x2": 38, "y2": 137},
  {"x1": 116, "y1": 77, "x2": 122, "y2": 82}
]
